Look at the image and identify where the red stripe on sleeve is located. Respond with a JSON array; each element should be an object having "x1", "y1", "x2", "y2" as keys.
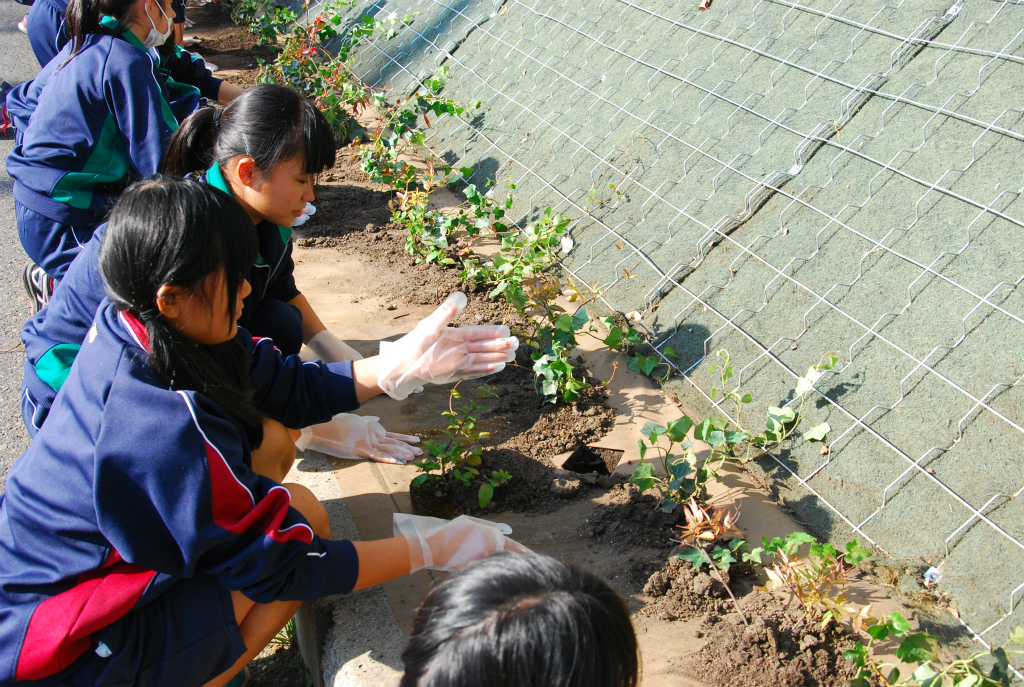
[{"x1": 204, "y1": 442, "x2": 313, "y2": 546}]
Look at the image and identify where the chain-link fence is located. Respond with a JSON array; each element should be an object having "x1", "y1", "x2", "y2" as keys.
[{"x1": 324, "y1": 0, "x2": 1024, "y2": 667}]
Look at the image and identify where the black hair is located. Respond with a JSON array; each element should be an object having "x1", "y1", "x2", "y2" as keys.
[
  {"x1": 161, "y1": 84, "x2": 336, "y2": 178},
  {"x1": 65, "y1": 0, "x2": 145, "y2": 61},
  {"x1": 99, "y1": 175, "x2": 265, "y2": 446},
  {"x1": 400, "y1": 553, "x2": 640, "y2": 687}
]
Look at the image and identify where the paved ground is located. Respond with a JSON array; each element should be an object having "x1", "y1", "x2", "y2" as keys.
[{"x1": 0, "y1": 7, "x2": 40, "y2": 485}]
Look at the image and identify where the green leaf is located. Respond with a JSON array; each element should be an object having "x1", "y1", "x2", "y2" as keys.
[
  {"x1": 674, "y1": 546, "x2": 708, "y2": 569},
  {"x1": 957, "y1": 674, "x2": 979, "y2": 687},
  {"x1": 802, "y1": 422, "x2": 831, "y2": 442},
  {"x1": 603, "y1": 327, "x2": 623, "y2": 349},
  {"x1": 638, "y1": 439, "x2": 647, "y2": 459},
  {"x1": 885, "y1": 668, "x2": 901, "y2": 685},
  {"x1": 487, "y1": 280, "x2": 508, "y2": 299},
  {"x1": 707, "y1": 430, "x2": 726, "y2": 448},
  {"x1": 741, "y1": 393, "x2": 753, "y2": 403},
  {"x1": 896, "y1": 633, "x2": 939, "y2": 664},
  {"x1": 725, "y1": 431, "x2": 747, "y2": 445},
  {"x1": 629, "y1": 462, "x2": 657, "y2": 492},
  {"x1": 411, "y1": 474, "x2": 429, "y2": 487},
  {"x1": 641, "y1": 422, "x2": 666, "y2": 439},
  {"x1": 768, "y1": 406, "x2": 797, "y2": 423},
  {"x1": 845, "y1": 641, "x2": 867, "y2": 668},
  {"x1": 742, "y1": 547, "x2": 764, "y2": 564},
  {"x1": 844, "y1": 540, "x2": 872, "y2": 566},
  {"x1": 866, "y1": 624, "x2": 890, "y2": 641},
  {"x1": 666, "y1": 416, "x2": 694, "y2": 443},
  {"x1": 571, "y1": 308, "x2": 590, "y2": 331},
  {"x1": 911, "y1": 664, "x2": 939, "y2": 686},
  {"x1": 989, "y1": 647, "x2": 1010, "y2": 684},
  {"x1": 888, "y1": 612, "x2": 912, "y2": 636},
  {"x1": 693, "y1": 418, "x2": 713, "y2": 442},
  {"x1": 713, "y1": 546, "x2": 737, "y2": 570},
  {"x1": 556, "y1": 313, "x2": 574, "y2": 332},
  {"x1": 1008, "y1": 626, "x2": 1024, "y2": 645},
  {"x1": 478, "y1": 483, "x2": 494, "y2": 508}
]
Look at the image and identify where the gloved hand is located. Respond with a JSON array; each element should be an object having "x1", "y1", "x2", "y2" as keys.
[
  {"x1": 296, "y1": 414, "x2": 421, "y2": 464},
  {"x1": 394, "y1": 513, "x2": 532, "y2": 573},
  {"x1": 291, "y1": 202, "x2": 317, "y2": 227},
  {"x1": 378, "y1": 292, "x2": 519, "y2": 400},
  {"x1": 306, "y1": 330, "x2": 364, "y2": 362}
]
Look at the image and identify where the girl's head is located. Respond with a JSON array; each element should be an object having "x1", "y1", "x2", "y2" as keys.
[
  {"x1": 99, "y1": 175, "x2": 264, "y2": 444},
  {"x1": 162, "y1": 85, "x2": 336, "y2": 227},
  {"x1": 400, "y1": 553, "x2": 639, "y2": 687},
  {"x1": 66, "y1": 0, "x2": 173, "y2": 59}
]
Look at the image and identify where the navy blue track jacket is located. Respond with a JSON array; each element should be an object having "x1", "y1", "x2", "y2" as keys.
[
  {"x1": 6, "y1": 19, "x2": 182, "y2": 229},
  {"x1": 22, "y1": 195, "x2": 304, "y2": 433},
  {"x1": 1, "y1": 302, "x2": 361, "y2": 683}
]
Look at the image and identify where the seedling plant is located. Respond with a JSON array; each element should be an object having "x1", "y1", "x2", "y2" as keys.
[
  {"x1": 411, "y1": 385, "x2": 511, "y2": 509},
  {"x1": 846, "y1": 617, "x2": 1024, "y2": 687},
  {"x1": 744, "y1": 530, "x2": 872, "y2": 629},
  {"x1": 674, "y1": 498, "x2": 751, "y2": 624},
  {"x1": 629, "y1": 349, "x2": 839, "y2": 513}
]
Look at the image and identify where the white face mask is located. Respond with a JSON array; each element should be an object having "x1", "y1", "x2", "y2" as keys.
[{"x1": 142, "y1": 0, "x2": 172, "y2": 48}]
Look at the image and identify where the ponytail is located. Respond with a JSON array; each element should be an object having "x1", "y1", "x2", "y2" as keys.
[
  {"x1": 162, "y1": 84, "x2": 336, "y2": 178},
  {"x1": 161, "y1": 106, "x2": 220, "y2": 176},
  {"x1": 65, "y1": 0, "x2": 136, "y2": 61},
  {"x1": 99, "y1": 175, "x2": 265, "y2": 447}
]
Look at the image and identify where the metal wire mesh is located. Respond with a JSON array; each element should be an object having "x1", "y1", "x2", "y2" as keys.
[{"x1": 333, "y1": 0, "x2": 1024, "y2": 666}]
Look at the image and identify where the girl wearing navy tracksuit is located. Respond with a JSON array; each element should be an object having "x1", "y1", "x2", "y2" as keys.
[
  {"x1": 163, "y1": 84, "x2": 359, "y2": 361},
  {"x1": 0, "y1": 178, "x2": 520, "y2": 686},
  {"x1": 6, "y1": 0, "x2": 201, "y2": 286},
  {"x1": 20, "y1": 86, "x2": 364, "y2": 435},
  {"x1": 23, "y1": 0, "x2": 242, "y2": 103}
]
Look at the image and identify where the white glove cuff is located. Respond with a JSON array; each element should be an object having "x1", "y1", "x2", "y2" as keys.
[
  {"x1": 394, "y1": 513, "x2": 439, "y2": 572},
  {"x1": 378, "y1": 339, "x2": 417, "y2": 400},
  {"x1": 308, "y1": 331, "x2": 364, "y2": 363}
]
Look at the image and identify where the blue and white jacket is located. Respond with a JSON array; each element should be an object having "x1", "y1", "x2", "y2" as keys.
[
  {"x1": 1, "y1": 302, "x2": 360, "y2": 683},
  {"x1": 22, "y1": 194, "x2": 304, "y2": 433},
  {"x1": 6, "y1": 19, "x2": 188, "y2": 228}
]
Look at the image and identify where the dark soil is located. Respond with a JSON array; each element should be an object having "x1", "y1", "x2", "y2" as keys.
[
  {"x1": 684, "y1": 591, "x2": 861, "y2": 687},
  {"x1": 185, "y1": 1, "x2": 277, "y2": 82}
]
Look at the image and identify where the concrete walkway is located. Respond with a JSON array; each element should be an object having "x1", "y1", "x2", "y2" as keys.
[{"x1": 0, "y1": 4, "x2": 41, "y2": 483}]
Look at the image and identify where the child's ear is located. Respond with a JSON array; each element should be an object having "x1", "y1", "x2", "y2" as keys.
[
  {"x1": 155, "y1": 285, "x2": 187, "y2": 321},
  {"x1": 233, "y1": 156, "x2": 259, "y2": 189}
]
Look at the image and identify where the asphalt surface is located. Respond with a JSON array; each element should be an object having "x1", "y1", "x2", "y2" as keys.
[{"x1": 0, "y1": 7, "x2": 41, "y2": 485}]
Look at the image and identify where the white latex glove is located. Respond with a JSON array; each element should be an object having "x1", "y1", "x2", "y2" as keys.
[
  {"x1": 394, "y1": 513, "x2": 532, "y2": 573},
  {"x1": 306, "y1": 330, "x2": 364, "y2": 362},
  {"x1": 296, "y1": 414, "x2": 421, "y2": 464},
  {"x1": 378, "y1": 292, "x2": 519, "y2": 400},
  {"x1": 291, "y1": 202, "x2": 317, "y2": 227}
]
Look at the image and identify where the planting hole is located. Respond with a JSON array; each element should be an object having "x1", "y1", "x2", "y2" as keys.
[{"x1": 563, "y1": 445, "x2": 624, "y2": 476}]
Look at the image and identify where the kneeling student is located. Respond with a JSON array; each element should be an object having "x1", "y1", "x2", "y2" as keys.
[{"x1": 0, "y1": 178, "x2": 522, "y2": 687}]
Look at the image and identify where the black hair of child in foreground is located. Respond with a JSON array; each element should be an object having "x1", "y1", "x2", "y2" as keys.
[{"x1": 401, "y1": 552, "x2": 639, "y2": 687}]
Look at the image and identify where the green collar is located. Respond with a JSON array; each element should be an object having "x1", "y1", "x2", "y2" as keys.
[
  {"x1": 206, "y1": 160, "x2": 232, "y2": 195},
  {"x1": 205, "y1": 162, "x2": 292, "y2": 263},
  {"x1": 98, "y1": 16, "x2": 178, "y2": 133},
  {"x1": 98, "y1": 16, "x2": 147, "y2": 53}
]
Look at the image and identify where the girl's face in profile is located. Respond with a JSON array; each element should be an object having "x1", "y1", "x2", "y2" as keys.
[
  {"x1": 250, "y1": 155, "x2": 316, "y2": 228},
  {"x1": 161, "y1": 268, "x2": 252, "y2": 345}
]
